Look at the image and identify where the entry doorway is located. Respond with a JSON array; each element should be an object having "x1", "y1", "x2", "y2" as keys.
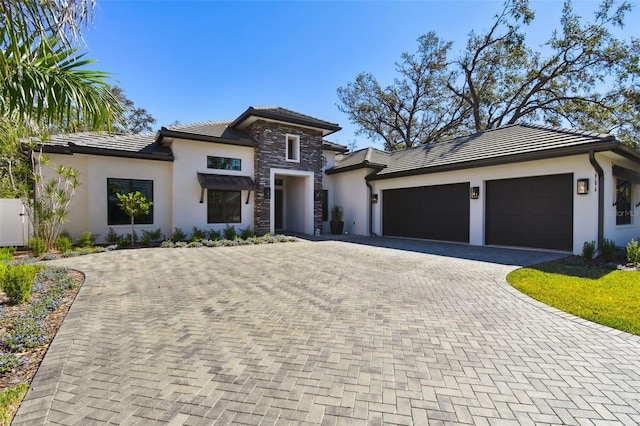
[{"x1": 275, "y1": 189, "x2": 283, "y2": 230}]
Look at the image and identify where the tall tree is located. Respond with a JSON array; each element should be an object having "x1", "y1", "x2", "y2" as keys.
[
  {"x1": 111, "y1": 86, "x2": 157, "y2": 134},
  {"x1": 338, "y1": 0, "x2": 640, "y2": 150},
  {"x1": 0, "y1": 0, "x2": 123, "y2": 248}
]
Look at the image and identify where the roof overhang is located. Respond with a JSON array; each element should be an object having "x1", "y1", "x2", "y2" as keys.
[
  {"x1": 156, "y1": 129, "x2": 257, "y2": 148},
  {"x1": 367, "y1": 140, "x2": 640, "y2": 181},
  {"x1": 325, "y1": 162, "x2": 387, "y2": 175},
  {"x1": 613, "y1": 165, "x2": 640, "y2": 184},
  {"x1": 197, "y1": 173, "x2": 255, "y2": 190},
  {"x1": 197, "y1": 173, "x2": 255, "y2": 204},
  {"x1": 229, "y1": 107, "x2": 341, "y2": 136},
  {"x1": 40, "y1": 143, "x2": 174, "y2": 162}
]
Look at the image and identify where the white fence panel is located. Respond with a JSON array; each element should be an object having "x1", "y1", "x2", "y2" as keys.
[{"x1": 0, "y1": 199, "x2": 32, "y2": 247}]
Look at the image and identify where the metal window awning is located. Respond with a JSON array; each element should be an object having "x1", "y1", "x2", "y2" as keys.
[
  {"x1": 612, "y1": 165, "x2": 640, "y2": 184},
  {"x1": 197, "y1": 173, "x2": 255, "y2": 203}
]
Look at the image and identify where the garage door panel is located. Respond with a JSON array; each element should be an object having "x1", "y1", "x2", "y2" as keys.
[
  {"x1": 383, "y1": 183, "x2": 469, "y2": 243},
  {"x1": 486, "y1": 174, "x2": 573, "y2": 251}
]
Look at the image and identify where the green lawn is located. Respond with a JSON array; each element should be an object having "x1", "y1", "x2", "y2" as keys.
[
  {"x1": 0, "y1": 384, "x2": 27, "y2": 426},
  {"x1": 507, "y1": 261, "x2": 640, "y2": 335}
]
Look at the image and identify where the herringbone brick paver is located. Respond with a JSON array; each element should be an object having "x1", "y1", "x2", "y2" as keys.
[{"x1": 12, "y1": 238, "x2": 640, "y2": 425}]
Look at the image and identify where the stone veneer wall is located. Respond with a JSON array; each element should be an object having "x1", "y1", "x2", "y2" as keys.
[{"x1": 245, "y1": 120, "x2": 324, "y2": 235}]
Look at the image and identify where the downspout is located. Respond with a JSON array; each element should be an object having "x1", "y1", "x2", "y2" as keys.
[
  {"x1": 589, "y1": 150, "x2": 604, "y2": 249},
  {"x1": 366, "y1": 180, "x2": 377, "y2": 237}
]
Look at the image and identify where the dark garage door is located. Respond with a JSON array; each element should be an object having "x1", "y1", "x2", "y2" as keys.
[
  {"x1": 383, "y1": 183, "x2": 470, "y2": 243},
  {"x1": 486, "y1": 174, "x2": 573, "y2": 251}
]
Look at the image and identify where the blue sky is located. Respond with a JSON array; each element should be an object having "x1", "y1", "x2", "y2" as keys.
[{"x1": 83, "y1": 0, "x2": 639, "y2": 149}]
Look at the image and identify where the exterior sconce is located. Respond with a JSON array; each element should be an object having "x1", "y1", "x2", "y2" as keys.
[
  {"x1": 314, "y1": 190, "x2": 322, "y2": 201},
  {"x1": 370, "y1": 194, "x2": 379, "y2": 203},
  {"x1": 577, "y1": 178, "x2": 589, "y2": 195},
  {"x1": 263, "y1": 187, "x2": 271, "y2": 199},
  {"x1": 470, "y1": 186, "x2": 480, "y2": 199}
]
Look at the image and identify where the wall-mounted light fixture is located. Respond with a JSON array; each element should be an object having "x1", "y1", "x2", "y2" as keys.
[
  {"x1": 263, "y1": 187, "x2": 271, "y2": 199},
  {"x1": 370, "y1": 194, "x2": 379, "y2": 203},
  {"x1": 577, "y1": 178, "x2": 589, "y2": 195},
  {"x1": 314, "y1": 190, "x2": 322, "y2": 201},
  {"x1": 470, "y1": 186, "x2": 480, "y2": 199}
]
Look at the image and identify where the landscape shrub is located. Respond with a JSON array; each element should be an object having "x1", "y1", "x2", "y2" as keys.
[
  {"x1": 582, "y1": 241, "x2": 596, "y2": 261},
  {"x1": 2, "y1": 264, "x2": 39, "y2": 304},
  {"x1": 28, "y1": 237, "x2": 46, "y2": 257},
  {"x1": 106, "y1": 228, "x2": 120, "y2": 245},
  {"x1": 77, "y1": 231, "x2": 94, "y2": 248},
  {"x1": 140, "y1": 228, "x2": 163, "y2": 247},
  {"x1": 240, "y1": 226, "x2": 255, "y2": 240},
  {"x1": 223, "y1": 224, "x2": 236, "y2": 240},
  {"x1": 160, "y1": 240, "x2": 175, "y2": 248},
  {"x1": 54, "y1": 235, "x2": 73, "y2": 252},
  {"x1": 599, "y1": 238, "x2": 618, "y2": 262},
  {"x1": 171, "y1": 227, "x2": 187, "y2": 242},
  {"x1": 626, "y1": 239, "x2": 640, "y2": 266},
  {"x1": 0, "y1": 263, "x2": 6, "y2": 285},
  {"x1": 190, "y1": 226, "x2": 207, "y2": 242},
  {"x1": 0, "y1": 247, "x2": 15, "y2": 262},
  {"x1": 207, "y1": 229, "x2": 221, "y2": 241}
]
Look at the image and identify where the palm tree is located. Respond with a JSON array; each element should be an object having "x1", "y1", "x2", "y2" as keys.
[
  {"x1": 0, "y1": 0, "x2": 123, "y2": 250},
  {"x1": 0, "y1": 0, "x2": 121, "y2": 130}
]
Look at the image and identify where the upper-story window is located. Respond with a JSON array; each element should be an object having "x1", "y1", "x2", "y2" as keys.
[
  {"x1": 616, "y1": 178, "x2": 632, "y2": 225},
  {"x1": 207, "y1": 156, "x2": 241, "y2": 171},
  {"x1": 286, "y1": 134, "x2": 300, "y2": 162}
]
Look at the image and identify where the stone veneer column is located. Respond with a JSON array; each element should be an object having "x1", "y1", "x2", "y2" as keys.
[{"x1": 246, "y1": 120, "x2": 324, "y2": 235}]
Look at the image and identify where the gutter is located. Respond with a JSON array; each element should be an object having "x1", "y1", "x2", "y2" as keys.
[
  {"x1": 365, "y1": 179, "x2": 376, "y2": 237},
  {"x1": 589, "y1": 150, "x2": 604, "y2": 249}
]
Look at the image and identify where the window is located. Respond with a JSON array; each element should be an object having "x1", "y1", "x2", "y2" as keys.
[
  {"x1": 207, "y1": 190, "x2": 241, "y2": 223},
  {"x1": 616, "y1": 179, "x2": 632, "y2": 225},
  {"x1": 286, "y1": 134, "x2": 300, "y2": 162},
  {"x1": 207, "y1": 156, "x2": 241, "y2": 171},
  {"x1": 107, "y1": 178, "x2": 153, "y2": 225},
  {"x1": 322, "y1": 190, "x2": 329, "y2": 221}
]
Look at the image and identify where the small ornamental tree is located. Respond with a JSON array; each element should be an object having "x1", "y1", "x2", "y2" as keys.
[{"x1": 116, "y1": 191, "x2": 152, "y2": 246}]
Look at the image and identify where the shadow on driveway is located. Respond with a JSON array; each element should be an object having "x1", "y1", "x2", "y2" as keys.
[{"x1": 291, "y1": 233, "x2": 567, "y2": 267}]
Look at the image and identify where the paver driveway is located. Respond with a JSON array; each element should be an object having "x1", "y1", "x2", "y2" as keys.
[{"x1": 13, "y1": 239, "x2": 640, "y2": 425}]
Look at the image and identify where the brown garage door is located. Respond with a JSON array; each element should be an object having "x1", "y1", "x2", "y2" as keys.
[
  {"x1": 383, "y1": 183, "x2": 470, "y2": 243},
  {"x1": 486, "y1": 174, "x2": 573, "y2": 251}
]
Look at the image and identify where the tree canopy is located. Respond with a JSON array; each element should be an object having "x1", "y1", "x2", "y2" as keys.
[
  {"x1": 111, "y1": 86, "x2": 157, "y2": 134},
  {"x1": 337, "y1": 0, "x2": 640, "y2": 151}
]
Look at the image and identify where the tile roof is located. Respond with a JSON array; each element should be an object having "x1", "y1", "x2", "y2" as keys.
[
  {"x1": 44, "y1": 132, "x2": 172, "y2": 160},
  {"x1": 369, "y1": 123, "x2": 622, "y2": 179},
  {"x1": 230, "y1": 106, "x2": 341, "y2": 134},
  {"x1": 328, "y1": 147, "x2": 391, "y2": 174},
  {"x1": 164, "y1": 120, "x2": 251, "y2": 141},
  {"x1": 322, "y1": 140, "x2": 348, "y2": 152}
]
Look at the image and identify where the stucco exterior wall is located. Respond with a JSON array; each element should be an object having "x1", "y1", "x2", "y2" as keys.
[
  {"x1": 46, "y1": 153, "x2": 173, "y2": 243},
  {"x1": 331, "y1": 168, "x2": 372, "y2": 236},
  {"x1": 369, "y1": 154, "x2": 599, "y2": 254},
  {"x1": 598, "y1": 153, "x2": 640, "y2": 247},
  {"x1": 170, "y1": 139, "x2": 255, "y2": 235}
]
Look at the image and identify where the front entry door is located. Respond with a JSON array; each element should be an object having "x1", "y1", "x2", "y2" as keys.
[{"x1": 275, "y1": 189, "x2": 283, "y2": 230}]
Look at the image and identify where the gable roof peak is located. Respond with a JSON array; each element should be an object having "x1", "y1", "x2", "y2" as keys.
[{"x1": 230, "y1": 105, "x2": 341, "y2": 136}]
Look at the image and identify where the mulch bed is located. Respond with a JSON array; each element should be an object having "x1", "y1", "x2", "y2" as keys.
[{"x1": 0, "y1": 269, "x2": 84, "y2": 389}]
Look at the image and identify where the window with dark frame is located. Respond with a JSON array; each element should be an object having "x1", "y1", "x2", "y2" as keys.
[
  {"x1": 207, "y1": 156, "x2": 241, "y2": 171},
  {"x1": 207, "y1": 190, "x2": 241, "y2": 223},
  {"x1": 107, "y1": 178, "x2": 153, "y2": 225},
  {"x1": 322, "y1": 190, "x2": 328, "y2": 221},
  {"x1": 616, "y1": 179, "x2": 632, "y2": 225}
]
